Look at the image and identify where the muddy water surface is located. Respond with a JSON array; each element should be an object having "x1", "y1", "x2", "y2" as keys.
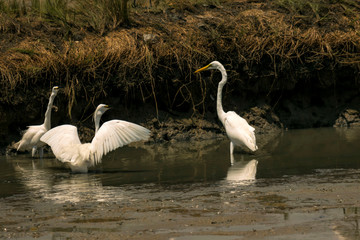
[{"x1": 1, "y1": 128, "x2": 360, "y2": 239}]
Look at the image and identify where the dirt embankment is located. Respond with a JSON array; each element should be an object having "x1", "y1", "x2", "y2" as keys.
[{"x1": 1, "y1": 0, "x2": 360, "y2": 152}]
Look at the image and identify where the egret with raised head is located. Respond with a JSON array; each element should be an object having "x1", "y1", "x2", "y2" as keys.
[
  {"x1": 17, "y1": 86, "x2": 60, "y2": 158},
  {"x1": 195, "y1": 61, "x2": 258, "y2": 161}
]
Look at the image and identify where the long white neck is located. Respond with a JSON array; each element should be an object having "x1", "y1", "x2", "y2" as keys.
[
  {"x1": 217, "y1": 69, "x2": 227, "y2": 124},
  {"x1": 94, "y1": 110, "x2": 103, "y2": 134},
  {"x1": 43, "y1": 92, "x2": 57, "y2": 130}
]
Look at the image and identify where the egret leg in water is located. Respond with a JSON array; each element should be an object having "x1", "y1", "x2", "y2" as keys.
[
  {"x1": 16, "y1": 86, "x2": 60, "y2": 158},
  {"x1": 195, "y1": 61, "x2": 258, "y2": 160}
]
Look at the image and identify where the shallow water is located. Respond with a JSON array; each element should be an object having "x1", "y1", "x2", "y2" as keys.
[{"x1": 1, "y1": 127, "x2": 360, "y2": 239}]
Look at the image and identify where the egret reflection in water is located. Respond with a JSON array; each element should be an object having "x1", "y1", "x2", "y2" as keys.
[
  {"x1": 333, "y1": 207, "x2": 360, "y2": 240},
  {"x1": 226, "y1": 159, "x2": 258, "y2": 182},
  {"x1": 5, "y1": 139, "x2": 234, "y2": 201},
  {"x1": 2, "y1": 128, "x2": 360, "y2": 240},
  {"x1": 13, "y1": 159, "x2": 128, "y2": 204}
]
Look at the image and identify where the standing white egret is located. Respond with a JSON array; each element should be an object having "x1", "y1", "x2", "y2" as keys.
[
  {"x1": 17, "y1": 86, "x2": 60, "y2": 158},
  {"x1": 195, "y1": 61, "x2": 258, "y2": 159},
  {"x1": 40, "y1": 104, "x2": 151, "y2": 173}
]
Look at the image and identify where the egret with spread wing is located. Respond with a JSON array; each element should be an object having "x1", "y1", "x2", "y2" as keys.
[
  {"x1": 195, "y1": 61, "x2": 258, "y2": 160},
  {"x1": 17, "y1": 86, "x2": 59, "y2": 158},
  {"x1": 40, "y1": 104, "x2": 151, "y2": 173}
]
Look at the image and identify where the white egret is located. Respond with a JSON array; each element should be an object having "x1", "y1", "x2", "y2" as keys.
[
  {"x1": 195, "y1": 61, "x2": 258, "y2": 158},
  {"x1": 16, "y1": 86, "x2": 60, "y2": 158},
  {"x1": 40, "y1": 104, "x2": 151, "y2": 173}
]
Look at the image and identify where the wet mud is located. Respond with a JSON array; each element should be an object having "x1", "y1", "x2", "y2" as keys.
[{"x1": 1, "y1": 162, "x2": 359, "y2": 240}]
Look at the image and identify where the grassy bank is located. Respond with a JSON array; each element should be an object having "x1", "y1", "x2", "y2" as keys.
[{"x1": 0, "y1": 0, "x2": 360, "y2": 146}]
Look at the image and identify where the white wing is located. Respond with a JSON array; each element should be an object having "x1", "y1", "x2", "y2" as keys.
[
  {"x1": 90, "y1": 120, "x2": 151, "y2": 165},
  {"x1": 224, "y1": 111, "x2": 257, "y2": 151},
  {"x1": 225, "y1": 111, "x2": 255, "y2": 132},
  {"x1": 17, "y1": 125, "x2": 47, "y2": 150},
  {"x1": 40, "y1": 125, "x2": 82, "y2": 163}
]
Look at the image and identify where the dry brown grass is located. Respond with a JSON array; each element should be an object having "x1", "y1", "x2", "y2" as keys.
[{"x1": 0, "y1": 0, "x2": 359, "y2": 118}]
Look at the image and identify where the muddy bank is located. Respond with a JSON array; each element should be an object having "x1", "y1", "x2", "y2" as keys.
[
  {"x1": 3, "y1": 78, "x2": 360, "y2": 154},
  {"x1": 1, "y1": 0, "x2": 360, "y2": 151}
]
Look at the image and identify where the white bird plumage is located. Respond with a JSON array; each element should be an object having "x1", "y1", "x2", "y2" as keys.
[
  {"x1": 16, "y1": 86, "x2": 59, "y2": 158},
  {"x1": 40, "y1": 104, "x2": 151, "y2": 173},
  {"x1": 195, "y1": 61, "x2": 258, "y2": 161},
  {"x1": 226, "y1": 159, "x2": 258, "y2": 181}
]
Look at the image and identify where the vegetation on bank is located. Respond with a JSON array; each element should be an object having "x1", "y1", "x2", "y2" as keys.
[{"x1": 0, "y1": 0, "x2": 359, "y2": 120}]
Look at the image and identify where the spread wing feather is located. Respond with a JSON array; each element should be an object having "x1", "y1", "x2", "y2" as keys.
[
  {"x1": 90, "y1": 120, "x2": 151, "y2": 165},
  {"x1": 40, "y1": 125, "x2": 82, "y2": 163}
]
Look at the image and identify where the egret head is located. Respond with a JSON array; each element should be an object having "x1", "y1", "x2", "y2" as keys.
[
  {"x1": 93, "y1": 104, "x2": 110, "y2": 132},
  {"x1": 52, "y1": 86, "x2": 60, "y2": 94},
  {"x1": 95, "y1": 104, "x2": 110, "y2": 116},
  {"x1": 194, "y1": 61, "x2": 225, "y2": 74},
  {"x1": 94, "y1": 104, "x2": 110, "y2": 120}
]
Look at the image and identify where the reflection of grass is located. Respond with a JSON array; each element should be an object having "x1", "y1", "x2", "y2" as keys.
[{"x1": 0, "y1": 0, "x2": 360, "y2": 119}]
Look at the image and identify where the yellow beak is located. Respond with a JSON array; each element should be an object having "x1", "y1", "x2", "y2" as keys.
[{"x1": 194, "y1": 64, "x2": 211, "y2": 73}]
